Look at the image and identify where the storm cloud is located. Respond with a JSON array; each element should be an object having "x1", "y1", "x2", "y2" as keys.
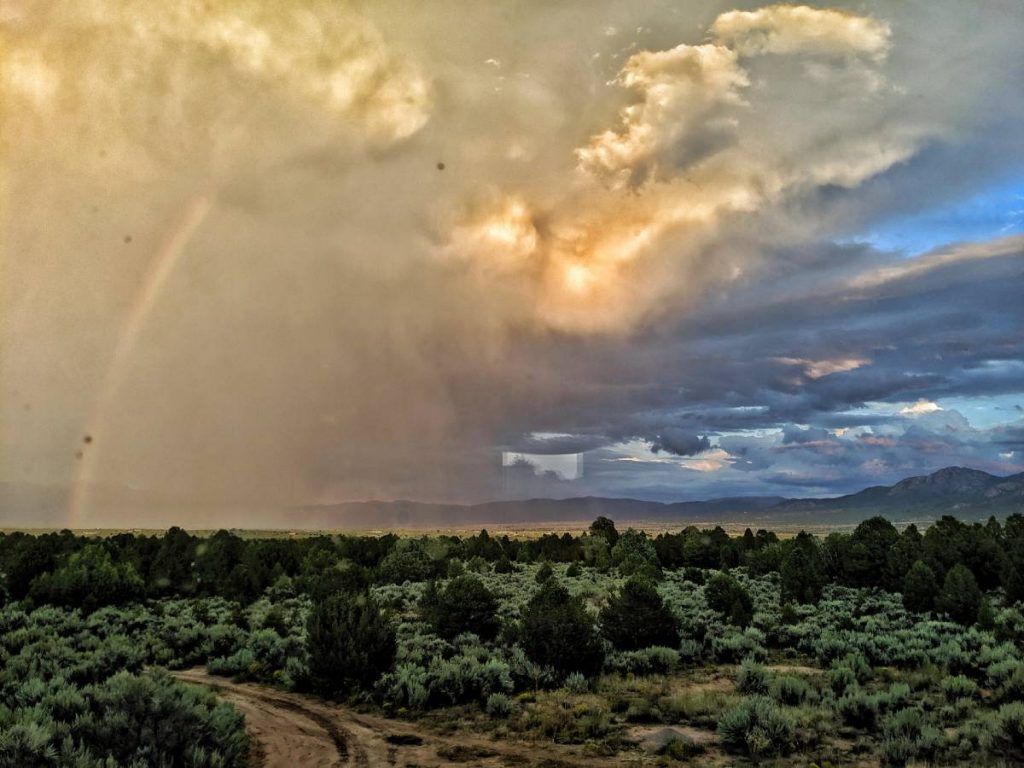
[{"x1": 1, "y1": 1, "x2": 1023, "y2": 525}]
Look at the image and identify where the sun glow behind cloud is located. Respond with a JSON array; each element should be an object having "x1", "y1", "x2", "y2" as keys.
[
  {"x1": 900, "y1": 400, "x2": 944, "y2": 416},
  {"x1": 440, "y1": 3, "x2": 923, "y2": 333},
  {"x1": 775, "y1": 357, "x2": 871, "y2": 379}
]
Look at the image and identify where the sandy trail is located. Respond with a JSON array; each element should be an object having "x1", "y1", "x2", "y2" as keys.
[{"x1": 174, "y1": 669, "x2": 633, "y2": 768}]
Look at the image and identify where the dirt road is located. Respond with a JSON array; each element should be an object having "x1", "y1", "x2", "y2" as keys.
[{"x1": 174, "y1": 669, "x2": 634, "y2": 768}]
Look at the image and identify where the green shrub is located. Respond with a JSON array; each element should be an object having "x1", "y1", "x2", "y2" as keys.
[
  {"x1": 611, "y1": 529, "x2": 660, "y2": 577},
  {"x1": 836, "y1": 686, "x2": 881, "y2": 729},
  {"x1": 880, "y1": 707, "x2": 941, "y2": 766},
  {"x1": 883, "y1": 682, "x2": 912, "y2": 711},
  {"x1": 984, "y1": 702, "x2": 1024, "y2": 761},
  {"x1": 659, "y1": 689, "x2": 738, "y2": 727},
  {"x1": 28, "y1": 545, "x2": 144, "y2": 613},
  {"x1": 378, "y1": 540, "x2": 436, "y2": 584},
  {"x1": 662, "y1": 735, "x2": 704, "y2": 760},
  {"x1": 717, "y1": 696, "x2": 795, "y2": 758},
  {"x1": 535, "y1": 562, "x2": 555, "y2": 584},
  {"x1": 827, "y1": 664, "x2": 858, "y2": 696},
  {"x1": 941, "y1": 674, "x2": 978, "y2": 702},
  {"x1": 841, "y1": 652, "x2": 871, "y2": 682},
  {"x1": 625, "y1": 697, "x2": 658, "y2": 723},
  {"x1": 506, "y1": 645, "x2": 557, "y2": 691},
  {"x1": 485, "y1": 692, "x2": 514, "y2": 718},
  {"x1": 377, "y1": 663, "x2": 429, "y2": 709},
  {"x1": 605, "y1": 646, "x2": 679, "y2": 676},
  {"x1": 712, "y1": 630, "x2": 766, "y2": 663},
  {"x1": 525, "y1": 699, "x2": 611, "y2": 743},
  {"x1": 736, "y1": 658, "x2": 770, "y2": 695},
  {"x1": 770, "y1": 675, "x2": 810, "y2": 706},
  {"x1": 0, "y1": 670, "x2": 251, "y2": 767},
  {"x1": 208, "y1": 648, "x2": 255, "y2": 678},
  {"x1": 425, "y1": 654, "x2": 513, "y2": 706},
  {"x1": 827, "y1": 652, "x2": 870, "y2": 697},
  {"x1": 998, "y1": 664, "x2": 1024, "y2": 703},
  {"x1": 565, "y1": 671, "x2": 588, "y2": 694},
  {"x1": 985, "y1": 657, "x2": 1020, "y2": 688},
  {"x1": 678, "y1": 639, "x2": 702, "y2": 665}
]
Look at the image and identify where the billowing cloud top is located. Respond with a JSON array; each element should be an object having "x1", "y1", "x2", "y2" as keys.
[
  {"x1": 1, "y1": 1, "x2": 1022, "y2": 525},
  {"x1": 450, "y1": 3, "x2": 915, "y2": 333},
  {"x1": 711, "y1": 5, "x2": 890, "y2": 58}
]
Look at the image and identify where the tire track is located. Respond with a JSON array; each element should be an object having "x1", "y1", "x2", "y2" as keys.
[
  {"x1": 176, "y1": 670, "x2": 362, "y2": 766},
  {"x1": 175, "y1": 669, "x2": 633, "y2": 768},
  {"x1": 237, "y1": 686, "x2": 357, "y2": 763}
]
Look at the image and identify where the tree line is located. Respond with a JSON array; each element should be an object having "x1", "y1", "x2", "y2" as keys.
[{"x1": 2, "y1": 514, "x2": 1023, "y2": 617}]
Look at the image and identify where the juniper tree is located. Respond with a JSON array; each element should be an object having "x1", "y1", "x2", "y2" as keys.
[
  {"x1": 306, "y1": 591, "x2": 395, "y2": 695},
  {"x1": 705, "y1": 572, "x2": 754, "y2": 627},
  {"x1": 599, "y1": 576, "x2": 680, "y2": 650},
  {"x1": 938, "y1": 564, "x2": 982, "y2": 625},
  {"x1": 420, "y1": 574, "x2": 500, "y2": 640},
  {"x1": 903, "y1": 559, "x2": 938, "y2": 613},
  {"x1": 780, "y1": 531, "x2": 827, "y2": 604},
  {"x1": 520, "y1": 579, "x2": 604, "y2": 678}
]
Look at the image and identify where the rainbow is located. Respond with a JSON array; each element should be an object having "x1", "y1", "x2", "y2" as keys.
[{"x1": 67, "y1": 194, "x2": 214, "y2": 528}]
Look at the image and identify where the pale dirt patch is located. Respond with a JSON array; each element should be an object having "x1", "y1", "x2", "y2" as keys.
[
  {"x1": 175, "y1": 669, "x2": 638, "y2": 768},
  {"x1": 667, "y1": 675, "x2": 735, "y2": 695},
  {"x1": 767, "y1": 664, "x2": 823, "y2": 675},
  {"x1": 628, "y1": 724, "x2": 717, "y2": 746}
]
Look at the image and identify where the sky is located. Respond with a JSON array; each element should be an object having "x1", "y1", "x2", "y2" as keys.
[{"x1": 2, "y1": 0, "x2": 1024, "y2": 526}]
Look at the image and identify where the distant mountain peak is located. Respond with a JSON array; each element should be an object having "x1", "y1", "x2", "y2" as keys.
[
  {"x1": 770, "y1": 465, "x2": 1024, "y2": 522},
  {"x1": 888, "y1": 466, "x2": 998, "y2": 496}
]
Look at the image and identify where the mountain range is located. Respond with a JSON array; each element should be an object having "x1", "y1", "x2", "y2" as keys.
[
  {"x1": 287, "y1": 466, "x2": 1024, "y2": 530},
  {"x1": 765, "y1": 466, "x2": 1024, "y2": 522},
  {"x1": 2, "y1": 466, "x2": 1022, "y2": 530}
]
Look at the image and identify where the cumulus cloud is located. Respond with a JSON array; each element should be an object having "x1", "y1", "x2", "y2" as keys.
[
  {"x1": 443, "y1": 3, "x2": 922, "y2": 334},
  {"x1": 575, "y1": 43, "x2": 748, "y2": 187},
  {"x1": 9, "y1": 0, "x2": 430, "y2": 141}
]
